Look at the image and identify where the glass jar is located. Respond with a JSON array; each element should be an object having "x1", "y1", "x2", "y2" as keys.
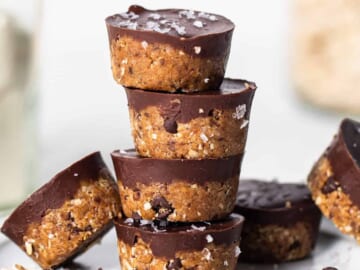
[
  {"x1": 292, "y1": 0, "x2": 360, "y2": 113},
  {"x1": 0, "y1": 1, "x2": 41, "y2": 211}
]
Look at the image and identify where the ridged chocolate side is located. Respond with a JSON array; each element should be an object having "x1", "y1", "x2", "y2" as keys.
[
  {"x1": 111, "y1": 149, "x2": 243, "y2": 188},
  {"x1": 1, "y1": 152, "x2": 113, "y2": 246},
  {"x1": 326, "y1": 118, "x2": 360, "y2": 207},
  {"x1": 106, "y1": 5, "x2": 234, "y2": 58},
  {"x1": 234, "y1": 180, "x2": 322, "y2": 226},
  {"x1": 115, "y1": 214, "x2": 244, "y2": 258},
  {"x1": 125, "y1": 78, "x2": 256, "y2": 124}
]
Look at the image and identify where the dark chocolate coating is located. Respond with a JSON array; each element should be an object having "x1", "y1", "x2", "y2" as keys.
[
  {"x1": 111, "y1": 149, "x2": 243, "y2": 188},
  {"x1": 326, "y1": 118, "x2": 360, "y2": 207},
  {"x1": 1, "y1": 152, "x2": 114, "y2": 246},
  {"x1": 106, "y1": 5, "x2": 234, "y2": 57},
  {"x1": 115, "y1": 214, "x2": 244, "y2": 258},
  {"x1": 126, "y1": 78, "x2": 256, "y2": 124},
  {"x1": 234, "y1": 180, "x2": 321, "y2": 226}
]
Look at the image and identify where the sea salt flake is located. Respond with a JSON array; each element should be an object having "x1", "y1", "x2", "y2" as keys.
[
  {"x1": 148, "y1": 13, "x2": 161, "y2": 20},
  {"x1": 73, "y1": 173, "x2": 79, "y2": 177},
  {"x1": 224, "y1": 260, "x2": 229, "y2": 266},
  {"x1": 198, "y1": 12, "x2": 218, "y2": 21},
  {"x1": 204, "y1": 78, "x2": 210, "y2": 83},
  {"x1": 232, "y1": 104, "x2": 246, "y2": 120},
  {"x1": 235, "y1": 246, "x2": 241, "y2": 257},
  {"x1": 146, "y1": 21, "x2": 160, "y2": 30},
  {"x1": 178, "y1": 10, "x2": 196, "y2": 19},
  {"x1": 124, "y1": 218, "x2": 134, "y2": 224},
  {"x1": 140, "y1": 219, "x2": 152, "y2": 226},
  {"x1": 240, "y1": 120, "x2": 249, "y2": 129},
  {"x1": 206, "y1": 234, "x2": 214, "y2": 243},
  {"x1": 194, "y1": 46, "x2": 201, "y2": 54},
  {"x1": 171, "y1": 22, "x2": 186, "y2": 35},
  {"x1": 193, "y1": 20, "x2": 204, "y2": 28},
  {"x1": 190, "y1": 224, "x2": 206, "y2": 231}
]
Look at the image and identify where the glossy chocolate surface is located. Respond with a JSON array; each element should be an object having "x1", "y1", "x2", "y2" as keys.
[
  {"x1": 111, "y1": 149, "x2": 242, "y2": 188},
  {"x1": 1, "y1": 152, "x2": 113, "y2": 246},
  {"x1": 115, "y1": 214, "x2": 244, "y2": 258},
  {"x1": 126, "y1": 78, "x2": 256, "y2": 124},
  {"x1": 106, "y1": 5, "x2": 234, "y2": 57},
  {"x1": 234, "y1": 180, "x2": 321, "y2": 225},
  {"x1": 326, "y1": 118, "x2": 360, "y2": 207}
]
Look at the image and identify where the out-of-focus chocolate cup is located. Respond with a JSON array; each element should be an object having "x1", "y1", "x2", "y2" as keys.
[
  {"x1": 125, "y1": 78, "x2": 256, "y2": 159},
  {"x1": 111, "y1": 149, "x2": 243, "y2": 222},
  {"x1": 114, "y1": 214, "x2": 244, "y2": 270},
  {"x1": 106, "y1": 5, "x2": 234, "y2": 92},
  {"x1": 308, "y1": 118, "x2": 360, "y2": 243},
  {"x1": 234, "y1": 179, "x2": 321, "y2": 263}
]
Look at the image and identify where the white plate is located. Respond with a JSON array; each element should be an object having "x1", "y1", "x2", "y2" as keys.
[{"x1": 0, "y1": 218, "x2": 358, "y2": 270}]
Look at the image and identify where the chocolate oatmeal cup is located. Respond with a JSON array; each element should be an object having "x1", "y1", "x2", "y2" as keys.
[
  {"x1": 106, "y1": 5, "x2": 234, "y2": 92},
  {"x1": 1, "y1": 152, "x2": 121, "y2": 269},
  {"x1": 126, "y1": 78, "x2": 256, "y2": 159},
  {"x1": 111, "y1": 149, "x2": 242, "y2": 222},
  {"x1": 115, "y1": 214, "x2": 244, "y2": 270},
  {"x1": 308, "y1": 118, "x2": 360, "y2": 243},
  {"x1": 235, "y1": 179, "x2": 321, "y2": 263}
]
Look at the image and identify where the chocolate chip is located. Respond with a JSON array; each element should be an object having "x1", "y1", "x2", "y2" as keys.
[
  {"x1": 321, "y1": 176, "x2": 339, "y2": 194},
  {"x1": 160, "y1": 99, "x2": 181, "y2": 133},
  {"x1": 154, "y1": 219, "x2": 168, "y2": 228},
  {"x1": 133, "y1": 188, "x2": 141, "y2": 200},
  {"x1": 164, "y1": 117, "x2": 178, "y2": 133},
  {"x1": 288, "y1": 240, "x2": 301, "y2": 251},
  {"x1": 131, "y1": 212, "x2": 141, "y2": 226},
  {"x1": 151, "y1": 195, "x2": 174, "y2": 219},
  {"x1": 166, "y1": 258, "x2": 182, "y2": 270}
]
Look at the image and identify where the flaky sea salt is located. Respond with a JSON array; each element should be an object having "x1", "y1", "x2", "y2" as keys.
[
  {"x1": 193, "y1": 20, "x2": 204, "y2": 28},
  {"x1": 178, "y1": 10, "x2": 196, "y2": 19},
  {"x1": 232, "y1": 104, "x2": 246, "y2": 120}
]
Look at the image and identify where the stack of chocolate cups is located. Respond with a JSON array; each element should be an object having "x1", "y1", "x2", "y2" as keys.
[{"x1": 106, "y1": 5, "x2": 256, "y2": 270}]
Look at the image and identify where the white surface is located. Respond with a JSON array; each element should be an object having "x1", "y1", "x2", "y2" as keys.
[{"x1": 0, "y1": 217, "x2": 359, "y2": 270}]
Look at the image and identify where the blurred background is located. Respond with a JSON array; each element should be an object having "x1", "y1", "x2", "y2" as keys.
[{"x1": 0, "y1": 0, "x2": 359, "y2": 210}]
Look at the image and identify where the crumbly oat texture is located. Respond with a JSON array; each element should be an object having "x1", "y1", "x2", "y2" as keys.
[
  {"x1": 22, "y1": 179, "x2": 121, "y2": 269},
  {"x1": 110, "y1": 36, "x2": 228, "y2": 92},
  {"x1": 308, "y1": 157, "x2": 360, "y2": 243},
  {"x1": 119, "y1": 176, "x2": 238, "y2": 222},
  {"x1": 240, "y1": 221, "x2": 316, "y2": 262},
  {"x1": 129, "y1": 107, "x2": 248, "y2": 159},
  {"x1": 117, "y1": 238, "x2": 239, "y2": 270},
  {"x1": 292, "y1": 0, "x2": 360, "y2": 113}
]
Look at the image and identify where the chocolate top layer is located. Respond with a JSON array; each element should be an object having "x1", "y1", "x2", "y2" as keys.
[
  {"x1": 115, "y1": 214, "x2": 244, "y2": 258},
  {"x1": 111, "y1": 149, "x2": 242, "y2": 188},
  {"x1": 234, "y1": 180, "x2": 321, "y2": 225},
  {"x1": 326, "y1": 118, "x2": 360, "y2": 207},
  {"x1": 1, "y1": 152, "x2": 113, "y2": 246},
  {"x1": 106, "y1": 5, "x2": 234, "y2": 57},
  {"x1": 126, "y1": 78, "x2": 256, "y2": 124}
]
